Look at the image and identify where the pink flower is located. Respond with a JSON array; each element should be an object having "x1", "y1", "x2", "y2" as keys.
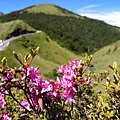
[
  {"x1": 49, "y1": 80, "x2": 61, "y2": 100},
  {"x1": 1, "y1": 72, "x2": 14, "y2": 82},
  {"x1": 57, "y1": 60, "x2": 81, "y2": 103},
  {"x1": 41, "y1": 81, "x2": 51, "y2": 94},
  {"x1": 0, "y1": 93, "x2": 6, "y2": 108},
  {"x1": 2, "y1": 114, "x2": 11, "y2": 120},
  {"x1": 20, "y1": 101, "x2": 31, "y2": 111},
  {"x1": 29, "y1": 87, "x2": 40, "y2": 108},
  {"x1": 41, "y1": 80, "x2": 61, "y2": 101},
  {"x1": 69, "y1": 60, "x2": 81, "y2": 70},
  {"x1": 24, "y1": 67, "x2": 42, "y2": 87},
  {"x1": 64, "y1": 94, "x2": 76, "y2": 104},
  {"x1": 57, "y1": 64, "x2": 67, "y2": 73},
  {"x1": 21, "y1": 67, "x2": 42, "y2": 83},
  {"x1": 62, "y1": 85, "x2": 77, "y2": 104},
  {"x1": 83, "y1": 76, "x2": 91, "y2": 84}
]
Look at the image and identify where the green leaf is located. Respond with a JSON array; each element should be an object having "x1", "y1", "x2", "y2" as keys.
[
  {"x1": 11, "y1": 78, "x2": 19, "y2": 82},
  {"x1": 0, "y1": 81, "x2": 6, "y2": 87},
  {"x1": 107, "y1": 110, "x2": 114, "y2": 118},
  {"x1": 1, "y1": 57, "x2": 7, "y2": 66},
  {"x1": 13, "y1": 51, "x2": 19, "y2": 60},
  {"x1": 33, "y1": 47, "x2": 40, "y2": 56},
  {"x1": 113, "y1": 61, "x2": 117, "y2": 69},
  {"x1": 29, "y1": 47, "x2": 34, "y2": 57},
  {"x1": 24, "y1": 53, "x2": 31, "y2": 61},
  {"x1": 99, "y1": 111, "x2": 104, "y2": 119}
]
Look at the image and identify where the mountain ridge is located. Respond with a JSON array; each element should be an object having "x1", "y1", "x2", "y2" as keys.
[
  {"x1": 1, "y1": 4, "x2": 120, "y2": 55},
  {"x1": 20, "y1": 4, "x2": 79, "y2": 17}
]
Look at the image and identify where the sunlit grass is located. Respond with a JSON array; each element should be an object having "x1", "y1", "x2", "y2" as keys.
[
  {"x1": 22, "y1": 4, "x2": 79, "y2": 17},
  {"x1": 0, "y1": 20, "x2": 36, "y2": 39},
  {"x1": 0, "y1": 32, "x2": 83, "y2": 78}
]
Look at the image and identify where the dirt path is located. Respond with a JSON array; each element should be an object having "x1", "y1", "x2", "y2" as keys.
[{"x1": 0, "y1": 32, "x2": 40, "y2": 51}]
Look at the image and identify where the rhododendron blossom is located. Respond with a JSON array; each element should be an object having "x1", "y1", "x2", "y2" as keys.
[
  {"x1": 83, "y1": 76, "x2": 91, "y2": 84},
  {"x1": 69, "y1": 60, "x2": 81, "y2": 70},
  {"x1": 62, "y1": 85, "x2": 77, "y2": 104},
  {"x1": 0, "y1": 53, "x2": 93, "y2": 119},
  {"x1": 57, "y1": 60, "x2": 83, "y2": 103},
  {"x1": 0, "y1": 93, "x2": 6, "y2": 108},
  {"x1": 48, "y1": 80, "x2": 61, "y2": 100},
  {"x1": 20, "y1": 101, "x2": 31, "y2": 111},
  {"x1": 2, "y1": 114, "x2": 11, "y2": 120},
  {"x1": 28, "y1": 67, "x2": 42, "y2": 86},
  {"x1": 1, "y1": 72, "x2": 14, "y2": 82}
]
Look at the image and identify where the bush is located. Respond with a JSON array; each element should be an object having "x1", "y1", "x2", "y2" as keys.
[{"x1": 0, "y1": 47, "x2": 120, "y2": 120}]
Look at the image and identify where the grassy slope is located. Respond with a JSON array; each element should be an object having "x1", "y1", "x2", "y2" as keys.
[
  {"x1": 21, "y1": 4, "x2": 79, "y2": 17},
  {"x1": 1, "y1": 29, "x2": 119, "y2": 91},
  {"x1": 91, "y1": 40, "x2": 120, "y2": 92},
  {"x1": 0, "y1": 20, "x2": 36, "y2": 39},
  {"x1": 92, "y1": 40, "x2": 120, "y2": 72},
  {"x1": 0, "y1": 31, "x2": 83, "y2": 77}
]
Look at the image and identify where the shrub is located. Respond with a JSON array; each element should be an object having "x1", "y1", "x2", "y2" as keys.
[{"x1": 0, "y1": 47, "x2": 119, "y2": 120}]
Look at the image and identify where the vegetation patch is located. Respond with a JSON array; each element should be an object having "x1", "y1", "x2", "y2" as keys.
[{"x1": 0, "y1": 20, "x2": 36, "y2": 39}]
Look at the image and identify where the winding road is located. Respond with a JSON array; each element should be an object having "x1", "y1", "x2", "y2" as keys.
[{"x1": 0, "y1": 32, "x2": 40, "y2": 51}]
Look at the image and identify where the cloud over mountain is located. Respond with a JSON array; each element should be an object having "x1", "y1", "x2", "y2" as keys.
[{"x1": 76, "y1": 4, "x2": 120, "y2": 27}]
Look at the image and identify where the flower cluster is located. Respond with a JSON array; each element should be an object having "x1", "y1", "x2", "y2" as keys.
[
  {"x1": 0, "y1": 48, "x2": 92, "y2": 119},
  {"x1": 57, "y1": 60, "x2": 80, "y2": 103},
  {"x1": 0, "y1": 47, "x2": 120, "y2": 120},
  {"x1": 0, "y1": 92, "x2": 6, "y2": 108}
]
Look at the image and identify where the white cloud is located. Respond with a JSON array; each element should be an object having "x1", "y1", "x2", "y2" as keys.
[
  {"x1": 76, "y1": 5, "x2": 120, "y2": 27},
  {"x1": 76, "y1": 4, "x2": 100, "y2": 13}
]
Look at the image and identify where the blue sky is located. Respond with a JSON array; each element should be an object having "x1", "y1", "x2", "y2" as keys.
[{"x1": 1, "y1": 0, "x2": 120, "y2": 27}]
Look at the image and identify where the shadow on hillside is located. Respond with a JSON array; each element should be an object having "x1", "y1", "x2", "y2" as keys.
[{"x1": 6, "y1": 28, "x2": 35, "y2": 39}]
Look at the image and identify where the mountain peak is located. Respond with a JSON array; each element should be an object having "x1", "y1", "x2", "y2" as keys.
[{"x1": 21, "y1": 4, "x2": 79, "y2": 17}]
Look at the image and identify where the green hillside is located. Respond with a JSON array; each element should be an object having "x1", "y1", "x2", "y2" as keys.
[
  {"x1": 0, "y1": 31, "x2": 83, "y2": 78},
  {"x1": 92, "y1": 40, "x2": 120, "y2": 72},
  {"x1": 0, "y1": 19, "x2": 36, "y2": 39},
  {"x1": 89, "y1": 40, "x2": 120, "y2": 91},
  {"x1": 1, "y1": 4, "x2": 120, "y2": 54}
]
